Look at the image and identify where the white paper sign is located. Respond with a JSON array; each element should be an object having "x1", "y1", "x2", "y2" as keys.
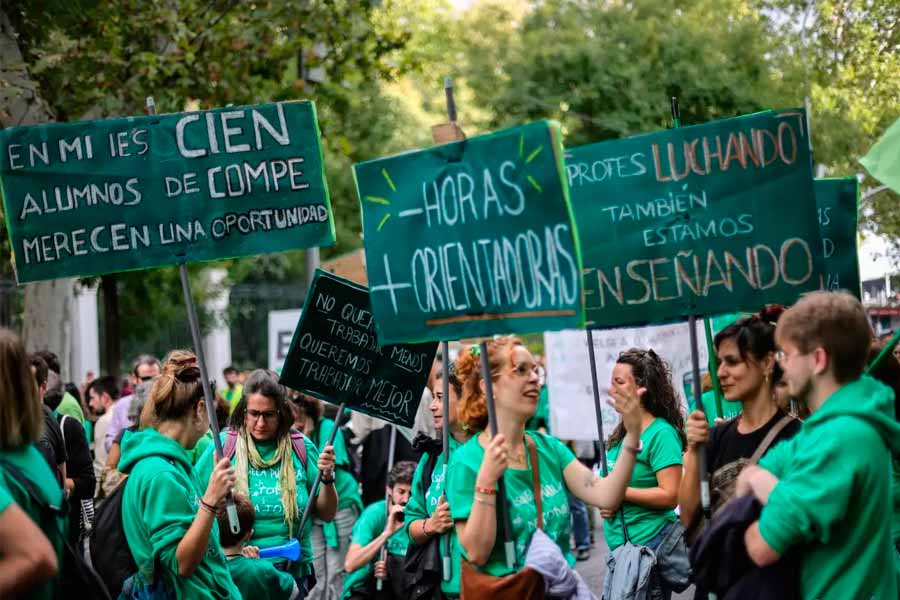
[
  {"x1": 268, "y1": 309, "x2": 302, "y2": 372},
  {"x1": 545, "y1": 321, "x2": 708, "y2": 441}
]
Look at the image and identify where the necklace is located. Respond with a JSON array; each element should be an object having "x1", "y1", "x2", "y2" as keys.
[{"x1": 507, "y1": 445, "x2": 526, "y2": 465}]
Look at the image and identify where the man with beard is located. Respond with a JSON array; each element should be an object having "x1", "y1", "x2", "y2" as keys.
[
  {"x1": 87, "y1": 376, "x2": 119, "y2": 494},
  {"x1": 738, "y1": 291, "x2": 900, "y2": 600}
]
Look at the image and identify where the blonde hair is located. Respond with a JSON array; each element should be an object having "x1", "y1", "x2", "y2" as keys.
[
  {"x1": 455, "y1": 336, "x2": 523, "y2": 432},
  {"x1": 141, "y1": 349, "x2": 203, "y2": 427},
  {"x1": 0, "y1": 328, "x2": 43, "y2": 448}
]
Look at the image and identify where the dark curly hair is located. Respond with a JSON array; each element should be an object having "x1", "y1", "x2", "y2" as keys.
[
  {"x1": 714, "y1": 305, "x2": 785, "y2": 385},
  {"x1": 608, "y1": 348, "x2": 686, "y2": 449}
]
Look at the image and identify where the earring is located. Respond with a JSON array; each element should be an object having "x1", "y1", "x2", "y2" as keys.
[{"x1": 765, "y1": 372, "x2": 770, "y2": 384}]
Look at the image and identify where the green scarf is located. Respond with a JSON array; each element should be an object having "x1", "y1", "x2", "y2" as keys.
[{"x1": 234, "y1": 430, "x2": 298, "y2": 537}]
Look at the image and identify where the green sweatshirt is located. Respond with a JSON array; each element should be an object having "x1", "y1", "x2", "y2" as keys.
[
  {"x1": 119, "y1": 429, "x2": 242, "y2": 599},
  {"x1": 758, "y1": 376, "x2": 900, "y2": 600}
]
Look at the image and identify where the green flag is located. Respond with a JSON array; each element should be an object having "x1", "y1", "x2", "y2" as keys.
[{"x1": 860, "y1": 117, "x2": 900, "y2": 194}]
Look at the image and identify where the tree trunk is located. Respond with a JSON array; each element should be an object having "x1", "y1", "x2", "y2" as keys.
[
  {"x1": 101, "y1": 275, "x2": 121, "y2": 377},
  {"x1": 0, "y1": 10, "x2": 76, "y2": 379}
]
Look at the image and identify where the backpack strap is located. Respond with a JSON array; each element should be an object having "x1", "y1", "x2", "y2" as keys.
[
  {"x1": 0, "y1": 458, "x2": 63, "y2": 515},
  {"x1": 525, "y1": 434, "x2": 543, "y2": 531},
  {"x1": 290, "y1": 429, "x2": 308, "y2": 468},
  {"x1": 223, "y1": 429, "x2": 238, "y2": 459},
  {"x1": 749, "y1": 414, "x2": 796, "y2": 465}
]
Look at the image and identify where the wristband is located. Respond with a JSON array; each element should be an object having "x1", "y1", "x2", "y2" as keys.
[
  {"x1": 475, "y1": 496, "x2": 496, "y2": 506},
  {"x1": 320, "y1": 470, "x2": 335, "y2": 485},
  {"x1": 474, "y1": 484, "x2": 496, "y2": 496}
]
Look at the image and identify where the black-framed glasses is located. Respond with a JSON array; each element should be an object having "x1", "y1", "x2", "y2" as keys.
[{"x1": 247, "y1": 409, "x2": 278, "y2": 422}]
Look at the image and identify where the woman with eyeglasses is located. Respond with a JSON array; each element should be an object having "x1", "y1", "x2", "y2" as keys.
[
  {"x1": 196, "y1": 369, "x2": 337, "y2": 598},
  {"x1": 445, "y1": 337, "x2": 642, "y2": 580},
  {"x1": 118, "y1": 350, "x2": 240, "y2": 598},
  {"x1": 601, "y1": 348, "x2": 686, "y2": 600}
]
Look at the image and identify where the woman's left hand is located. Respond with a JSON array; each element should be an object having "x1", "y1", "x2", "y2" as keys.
[{"x1": 318, "y1": 445, "x2": 336, "y2": 477}]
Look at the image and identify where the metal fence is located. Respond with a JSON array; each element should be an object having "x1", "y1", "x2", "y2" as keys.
[{"x1": 228, "y1": 282, "x2": 307, "y2": 370}]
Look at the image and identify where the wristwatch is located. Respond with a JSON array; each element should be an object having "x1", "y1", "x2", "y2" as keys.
[{"x1": 320, "y1": 470, "x2": 335, "y2": 485}]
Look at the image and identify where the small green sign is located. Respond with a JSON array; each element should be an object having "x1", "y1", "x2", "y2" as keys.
[
  {"x1": 0, "y1": 101, "x2": 334, "y2": 283},
  {"x1": 566, "y1": 109, "x2": 823, "y2": 328},
  {"x1": 279, "y1": 270, "x2": 437, "y2": 428},
  {"x1": 814, "y1": 177, "x2": 860, "y2": 297},
  {"x1": 354, "y1": 121, "x2": 584, "y2": 344}
]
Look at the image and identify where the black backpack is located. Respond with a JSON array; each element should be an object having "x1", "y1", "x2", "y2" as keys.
[
  {"x1": 0, "y1": 458, "x2": 111, "y2": 600},
  {"x1": 88, "y1": 478, "x2": 137, "y2": 597}
]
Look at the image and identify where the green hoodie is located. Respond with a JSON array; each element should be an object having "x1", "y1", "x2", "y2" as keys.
[
  {"x1": 758, "y1": 376, "x2": 900, "y2": 600},
  {"x1": 119, "y1": 429, "x2": 242, "y2": 599}
]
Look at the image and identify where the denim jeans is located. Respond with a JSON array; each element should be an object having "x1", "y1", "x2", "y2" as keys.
[
  {"x1": 568, "y1": 492, "x2": 591, "y2": 551},
  {"x1": 646, "y1": 522, "x2": 675, "y2": 600}
]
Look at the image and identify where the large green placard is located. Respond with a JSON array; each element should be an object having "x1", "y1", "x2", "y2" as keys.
[
  {"x1": 566, "y1": 109, "x2": 823, "y2": 328},
  {"x1": 0, "y1": 101, "x2": 334, "y2": 283},
  {"x1": 815, "y1": 177, "x2": 860, "y2": 297},
  {"x1": 354, "y1": 120, "x2": 584, "y2": 344}
]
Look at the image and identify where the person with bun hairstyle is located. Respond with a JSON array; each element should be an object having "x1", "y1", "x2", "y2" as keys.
[
  {"x1": 118, "y1": 350, "x2": 241, "y2": 598},
  {"x1": 195, "y1": 369, "x2": 337, "y2": 596},
  {"x1": 405, "y1": 357, "x2": 475, "y2": 598},
  {"x1": 445, "y1": 337, "x2": 643, "y2": 578},
  {"x1": 679, "y1": 307, "x2": 801, "y2": 544},
  {"x1": 600, "y1": 348, "x2": 686, "y2": 600}
]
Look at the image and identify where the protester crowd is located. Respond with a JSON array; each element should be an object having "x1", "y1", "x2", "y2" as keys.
[{"x1": 1, "y1": 290, "x2": 899, "y2": 599}]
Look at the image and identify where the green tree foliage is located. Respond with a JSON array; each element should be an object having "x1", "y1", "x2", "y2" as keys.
[{"x1": 455, "y1": 0, "x2": 795, "y2": 144}]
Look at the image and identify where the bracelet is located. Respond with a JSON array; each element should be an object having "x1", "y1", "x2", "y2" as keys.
[
  {"x1": 199, "y1": 500, "x2": 218, "y2": 516},
  {"x1": 422, "y1": 519, "x2": 433, "y2": 537},
  {"x1": 475, "y1": 496, "x2": 496, "y2": 507},
  {"x1": 474, "y1": 484, "x2": 496, "y2": 496}
]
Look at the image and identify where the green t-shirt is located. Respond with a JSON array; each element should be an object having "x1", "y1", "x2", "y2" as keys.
[
  {"x1": 196, "y1": 432, "x2": 321, "y2": 578},
  {"x1": 227, "y1": 555, "x2": 296, "y2": 600},
  {"x1": 0, "y1": 444, "x2": 67, "y2": 600},
  {"x1": 405, "y1": 436, "x2": 464, "y2": 596},
  {"x1": 189, "y1": 430, "x2": 213, "y2": 465},
  {"x1": 603, "y1": 418, "x2": 683, "y2": 550},
  {"x1": 446, "y1": 431, "x2": 576, "y2": 576},
  {"x1": 341, "y1": 499, "x2": 410, "y2": 599},
  {"x1": 316, "y1": 418, "x2": 362, "y2": 513}
]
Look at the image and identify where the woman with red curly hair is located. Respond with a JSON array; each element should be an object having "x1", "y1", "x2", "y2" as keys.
[{"x1": 445, "y1": 336, "x2": 643, "y2": 577}]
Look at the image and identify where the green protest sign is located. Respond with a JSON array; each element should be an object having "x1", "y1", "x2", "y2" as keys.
[
  {"x1": 354, "y1": 120, "x2": 584, "y2": 344},
  {"x1": 566, "y1": 109, "x2": 823, "y2": 328},
  {"x1": 815, "y1": 177, "x2": 860, "y2": 297},
  {"x1": 0, "y1": 101, "x2": 334, "y2": 283},
  {"x1": 279, "y1": 270, "x2": 437, "y2": 427}
]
